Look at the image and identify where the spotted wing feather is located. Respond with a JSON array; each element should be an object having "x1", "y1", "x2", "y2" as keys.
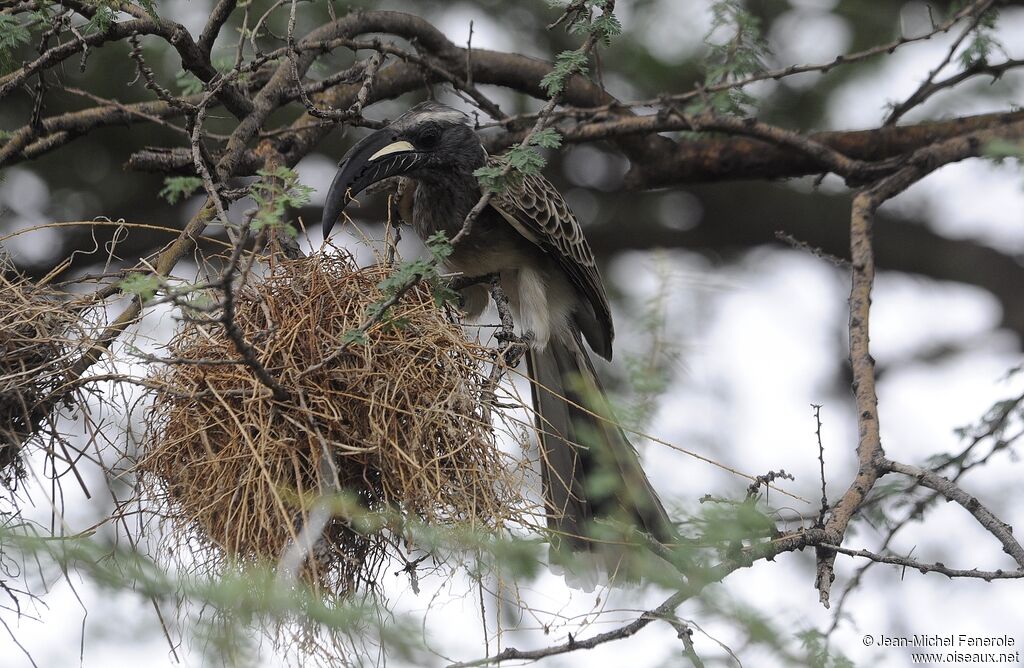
[{"x1": 489, "y1": 164, "x2": 613, "y2": 357}]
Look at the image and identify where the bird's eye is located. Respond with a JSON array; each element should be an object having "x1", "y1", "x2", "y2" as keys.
[{"x1": 417, "y1": 126, "x2": 442, "y2": 149}]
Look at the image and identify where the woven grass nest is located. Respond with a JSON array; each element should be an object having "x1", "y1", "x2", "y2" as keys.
[
  {"x1": 141, "y1": 252, "x2": 526, "y2": 595},
  {"x1": 0, "y1": 270, "x2": 85, "y2": 482}
]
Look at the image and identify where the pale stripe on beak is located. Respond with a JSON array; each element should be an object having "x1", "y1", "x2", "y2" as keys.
[{"x1": 368, "y1": 140, "x2": 415, "y2": 162}]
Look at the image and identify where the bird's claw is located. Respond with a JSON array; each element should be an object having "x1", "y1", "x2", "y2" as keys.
[{"x1": 498, "y1": 330, "x2": 531, "y2": 366}]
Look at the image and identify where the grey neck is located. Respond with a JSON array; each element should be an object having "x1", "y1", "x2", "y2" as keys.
[{"x1": 411, "y1": 170, "x2": 483, "y2": 239}]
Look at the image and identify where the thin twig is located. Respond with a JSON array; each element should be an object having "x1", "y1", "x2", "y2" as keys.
[
  {"x1": 820, "y1": 542, "x2": 1023, "y2": 581},
  {"x1": 884, "y1": 0, "x2": 996, "y2": 126},
  {"x1": 813, "y1": 404, "x2": 828, "y2": 526},
  {"x1": 882, "y1": 458, "x2": 1024, "y2": 568}
]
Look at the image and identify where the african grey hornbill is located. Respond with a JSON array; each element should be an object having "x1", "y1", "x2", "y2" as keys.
[{"x1": 322, "y1": 101, "x2": 675, "y2": 564}]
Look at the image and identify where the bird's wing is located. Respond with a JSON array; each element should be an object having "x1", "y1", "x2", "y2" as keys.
[{"x1": 489, "y1": 168, "x2": 613, "y2": 356}]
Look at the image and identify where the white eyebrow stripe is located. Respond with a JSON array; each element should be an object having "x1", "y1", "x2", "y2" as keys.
[
  {"x1": 394, "y1": 106, "x2": 470, "y2": 127},
  {"x1": 368, "y1": 140, "x2": 415, "y2": 161},
  {"x1": 411, "y1": 109, "x2": 468, "y2": 124}
]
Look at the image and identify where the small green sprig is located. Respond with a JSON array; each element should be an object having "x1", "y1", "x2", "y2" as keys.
[
  {"x1": 959, "y1": 6, "x2": 1005, "y2": 69},
  {"x1": 540, "y1": 49, "x2": 590, "y2": 97},
  {"x1": 474, "y1": 129, "x2": 564, "y2": 194},
  {"x1": 135, "y1": 0, "x2": 159, "y2": 19},
  {"x1": 159, "y1": 176, "x2": 203, "y2": 204},
  {"x1": 0, "y1": 15, "x2": 31, "y2": 74},
  {"x1": 382, "y1": 232, "x2": 456, "y2": 299},
  {"x1": 176, "y1": 70, "x2": 204, "y2": 95},
  {"x1": 250, "y1": 166, "x2": 314, "y2": 236},
  {"x1": 568, "y1": 8, "x2": 622, "y2": 45},
  {"x1": 119, "y1": 274, "x2": 160, "y2": 302},
  {"x1": 477, "y1": 2, "x2": 612, "y2": 194},
  {"x1": 84, "y1": 3, "x2": 116, "y2": 33},
  {"x1": 694, "y1": 0, "x2": 771, "y2": 115},
  {"x1": 358, "y1": 232, "x2": 459, "y2": 335},
  {"x1": 530, "y1": 128, "x2": 563, "y2": 149}
]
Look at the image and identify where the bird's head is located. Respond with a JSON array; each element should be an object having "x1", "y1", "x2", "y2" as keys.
[{"x1": 321, "y1": 101, "x2": 485, "y2": 238}]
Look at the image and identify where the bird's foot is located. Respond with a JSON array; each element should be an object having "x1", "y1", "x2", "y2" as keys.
[
  {"x1": 496, "y1": 328, "x2": 532, "y2": 345},
  {"x1": 497, "y1": 329, "x2": 532, "y2": 366},
  {"x1": 448, "y1": 273, "x2": 497, "y2": 293}
]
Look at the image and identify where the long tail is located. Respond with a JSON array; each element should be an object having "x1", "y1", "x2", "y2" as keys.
[{"x1": 526, "y1": 331, "x2": 675, "y2": 555}]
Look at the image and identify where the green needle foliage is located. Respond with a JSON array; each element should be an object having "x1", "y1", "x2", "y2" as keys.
[
  {"x1": 798, "y1": 629, "x2": 856, "y2": 668},
  {"x1": 693, "y1": 0, "x2": 771, "y2": 115},
  {"x1": 135, "y1": 0, "x2": 159, "y2": 19},
  {"x1": 540, "y1": 48, "x2": 590, "y2": 97},
  {"x1": 0, "y1": 15, "x2": 31, "y2": 75},
  {"x1": 477, "y1": 2, "x2": 610, "y2": 193},
  {"x1": 474, "y1": 129, "x2": 565, "y2": 193},
  {"x1": 529, "y1": 127, "x2": 564, "y2": 150},
  {"x1": 251, "y1": 166, "x2": 314, "y2": 235},
  {"x1": 617, "y1": 259, "x2": 681, "y2": 432},
  {"x1": 472, "y1": 162, "x2": 509, "y2": 193},
  {"x1": 85, "y1": 4, "x2": 117, "y2": 34},
  {"x1": 159, "y1": 176, "x2": 204, "y2": 204},
  {"x1": 175, "y1": 70, "x2": 205, "y2": 95},
  {"x1": 580, "y1": 11, "x2": 623, "y2": 45},
  {"x1": 959, "y1": 5, "x2": 1005, "y2": 69},
  {"x1": 372, "y1": 231, "x2": 458, "y2": 318},
  {"x1": 118, "y1": 273, "x2": 161, "y2": 301},
  {"x1": 1, "y1": 524, "x2": 428, "y2": 665}
]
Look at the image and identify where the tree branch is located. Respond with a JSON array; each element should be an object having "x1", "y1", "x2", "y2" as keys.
[
  {"x1": 820, "y1": 542, "x2": 1024, "y2": 581},
  {"x1": 622, "y1": 110, "x2": 1024, "y2": 188},
  {"x1": 198, "y1": 0, "x2": 236, "y2": 59},
  {"x1": 881, "y1": 459, "x2": 1024, "y2": 569}
]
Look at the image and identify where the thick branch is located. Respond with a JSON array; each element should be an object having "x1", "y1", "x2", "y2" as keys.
[
  {"x1": 623, "y1": 110, "x2": 1024, "y2": 188},
  {"x1": 198, "y1": 0, "x2": 236, "y2": 58},
  {"x1": 814, "y1": 190, "x2": 884, "y2": 608}
]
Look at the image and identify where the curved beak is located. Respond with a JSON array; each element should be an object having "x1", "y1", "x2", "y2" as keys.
[{"x1": 321, "y1": 130, "x2": 425, "y2": 238}]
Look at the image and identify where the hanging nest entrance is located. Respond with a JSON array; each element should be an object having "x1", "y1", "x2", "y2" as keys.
[{"x1": 140, "y1": 252, "x2": 527, "y2": 595}]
